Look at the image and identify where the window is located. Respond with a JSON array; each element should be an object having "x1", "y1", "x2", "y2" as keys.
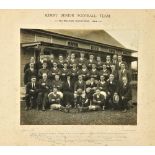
[
  {"x1": 67, "y1": 41, "x2": 78, "y2": 48},
  {"x1": 90, "y1": 45, "x2": 99, "y2": 51}
]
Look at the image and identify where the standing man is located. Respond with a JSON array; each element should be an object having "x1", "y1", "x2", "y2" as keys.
[
  {"x1": 77, "y1": 64, "x2": 90, "y2": 81},
  {"x1": 38, "y1": 61, "x2": 49, "y2": 79},
  {"x1": 78, "y1": 52, "x2": 87, "y2": 69},
  {"x1": 70, "y1": 63, "x2": 78, "y2": 83},
  {"x1": 89, "y1": 63, "x2": 99, "y2": 80},
  {"x1": 96, "y1": 55, "x2": 103, "y2": 71},
  {"x1": 24, "y1": 63, "x2": 38, "y2": 85},
  {"x1": 118, "y1": 63, "x2": 131, "y2": 83},
  {"x1": 118, "y1": 76, "x2": 132, "y2": 112},
  {"x1": 60, "y1": 62, "x2": 70, "y2": 82},
  {"x1": 47, "y1": 54, "x2": 55, "y2": 70},
  {"x1": 117, "y1": 55, "x2": 127, "y2": 70},
  {"x1": 25, "y1": 76, "x2": 39, "y2": 110},
  {"x1": 24, "y1": 56, "x2": 37, "y2": 73},
  {"x1": 87, "y1": 54, "x2": 96, "y2": 70},
  {"x1": 105, "y1": 55, "x2": 112, "y2": 73},
  {"x1": 99, "y1": 63, "x2": 110, "y2": 81},
  {"x1": 69, "y1": 53, "x2": 77, "y2": 69},
  {"x1": 48, "y1": 62, "x2": 60, "y2": 80},
  {"x1": 57, "y1": 54, "x2": 64, "y2": 69},
  {"x1": 112, "y1": 54, "x2": 118, "y2": 65}
]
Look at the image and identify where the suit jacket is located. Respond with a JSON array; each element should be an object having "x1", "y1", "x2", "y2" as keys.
[
  {"x1": 118, "y1": 69, "x2": 131, "y2": 82},
  {"x1": 107, "y1": 80, "x2": 118, "y2": 95},
  {"x1": 118, "y1": 82, "x2": 131, "y2": 99},
  {"x1": 97, "y1": 81, "x2": 107, "y2": 92},
  {"x1": 38, "y1": 79, "x2": 52, "y2": 92},
  {"x1": 24, "y1": 68, "x2": 38, "y2": 85},
  {"x1": 74, "y1": 80, "x2": 86, "y2": 91},
  {"x1": 24, "y1": 63, "x2": 37, "y2": 73},
  {"x1": 26, "y1": 82, "x2": 39, "y2": 95},
  {"x1": 38, "y1": 68, "x2": 49, "y2": 79},
  {"x1": 62, "y1": 80, "x2": 74, "y2": 92}
]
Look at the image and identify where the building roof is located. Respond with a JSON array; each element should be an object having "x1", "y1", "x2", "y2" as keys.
[{"x1": 46, "y1": 29, "x2": 126, "y2": 49}]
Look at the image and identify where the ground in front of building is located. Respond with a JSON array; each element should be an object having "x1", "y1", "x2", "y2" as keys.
[{"x1": 20, "y1": 101, "x2": 137, "y2": 125}]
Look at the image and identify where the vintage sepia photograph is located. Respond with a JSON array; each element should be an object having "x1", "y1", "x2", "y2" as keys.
[{"x1": 20, "y1": 28, "x2": 138, "y2": 125}]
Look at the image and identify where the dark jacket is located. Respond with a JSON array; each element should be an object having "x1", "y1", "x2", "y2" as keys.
[
  {"x1": 26, "y1": 82, "x2": 40, "y2": 95},
  {"x1": 24, "y1": 68, "x2": 38, "y2": 85}
]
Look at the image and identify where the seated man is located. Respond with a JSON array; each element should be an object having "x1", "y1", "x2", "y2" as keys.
[
  {"x1": 91, "y1": 89, "x2": 106, "y2": 111},
  {"x1": 85, "y1": 77, "x2": 97, "y2": 105},
  {"x1": 78, "y1": 89, "x2": 105, "y2": 112},
  {"x1": 37, "y1": 73, "x2": 52, "y2": 111},
  {"x1": 97, "y1": 75, "x2": 107, "y2": 99},
  {"x1": 48, "y1": 87, "x2": 71, "y2": 112},
  {"x1": 25, "y1": 76, "x2": 39, "y2": 110},
  {"x1": 74, "y1": 75, "x2": 86, "y2": 107},
  {"x1": 111, "y1": 92, "x2": 120, "y2": 110},
  {"x1": 62, "y1": 75, "x2": 74, "y2": 107},
  {"x1": 118, "y1": 76, "x2": 132, "y2": 112},
  {"x1": 51, "y1": 74, "x2": 63, "y2": 98}
]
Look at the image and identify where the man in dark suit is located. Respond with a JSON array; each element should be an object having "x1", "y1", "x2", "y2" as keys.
[
  {"x1": 37, "y1": 73, "x2": 52, "y2": 111},
  {"x1": 118, "y1": 76, "x2": 132, "y2": 112},
  {"x1": 24, "y1": 57, "x2": 37, "y2": 73},
  {"x1": 62, "y1": 75, "x2": 74, "y2": 107},
  {"x1": 118, "y1": 63, "x2": 131, "y2": 83},
  {"x1": 25, "y1": 76, "x2": 39, "y2": 110},
  {"x1": 117, "y1": 55, "x2": 128, "y2": 70},
  {"x1": 106, "y1": 74, "x2": 118, "y2": 109},
  {"x1": 24, "y1": 63, "x2": 38, "y2": 85}
]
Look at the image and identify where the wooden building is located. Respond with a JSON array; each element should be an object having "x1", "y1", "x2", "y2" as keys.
[{"x1": 20, "y1": 29, "x2": 138, "y2": 86}]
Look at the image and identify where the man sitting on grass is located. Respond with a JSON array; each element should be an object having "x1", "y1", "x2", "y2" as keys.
[
  {"x1": 48, "y1": 87, "x2": 71, "y2": 113},
  {"x1": 78, "y1": 89, "x2": 105, "y2": 112}
]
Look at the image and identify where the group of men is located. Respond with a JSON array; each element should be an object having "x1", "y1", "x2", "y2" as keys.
[{"x1": 23, "y1": 52, "x2": 132, "y2": 113}]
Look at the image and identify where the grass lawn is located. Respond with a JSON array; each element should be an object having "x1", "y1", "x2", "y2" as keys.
[{"x1": 20, "y1": 101, "x2": 137, "y2": 125}]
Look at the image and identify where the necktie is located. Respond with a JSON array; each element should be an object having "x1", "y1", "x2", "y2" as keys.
[{"x1": 68, "y1": 80, "x2": 70, "y2": 87}]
